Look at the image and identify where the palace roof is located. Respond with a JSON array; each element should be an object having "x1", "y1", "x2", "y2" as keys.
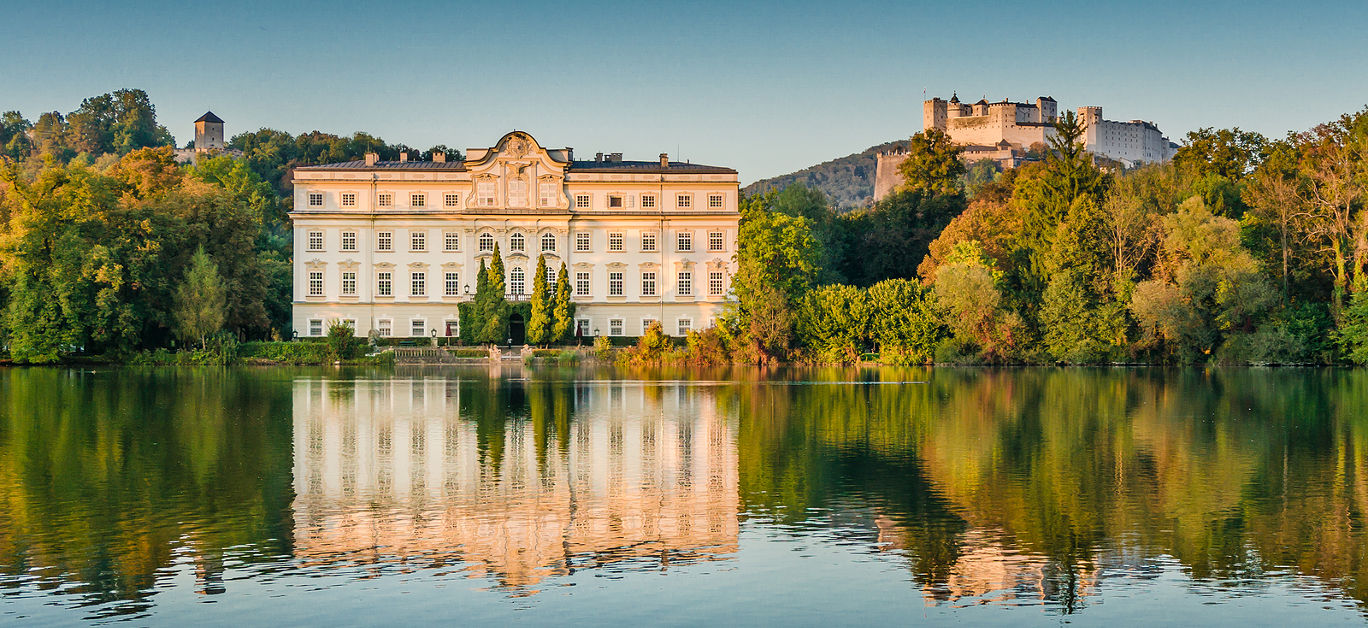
[{"x1": 297, "y1": 159, "x2": 735, "y2": 174}]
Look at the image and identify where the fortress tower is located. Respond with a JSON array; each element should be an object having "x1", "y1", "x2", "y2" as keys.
[{"x1": 194, "y1": 111, "x2": 224, "y2": 152}]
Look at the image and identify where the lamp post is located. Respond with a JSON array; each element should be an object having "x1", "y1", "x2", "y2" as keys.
[{"x1": 431, "y1": 328, "x2": 438, "y2": 347}]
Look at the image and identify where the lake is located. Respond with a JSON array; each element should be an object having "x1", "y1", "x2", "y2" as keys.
[{"x1": 2, "y1": 366, "x2": 1367, "y2": 625}]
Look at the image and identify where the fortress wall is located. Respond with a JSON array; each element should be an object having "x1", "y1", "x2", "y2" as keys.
[{"x1": 873, "y1": 152, "x2": 909, "y2": 202}]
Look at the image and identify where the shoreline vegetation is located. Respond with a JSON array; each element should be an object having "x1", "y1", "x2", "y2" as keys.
[{"x1": 3, "y1": 91, "x2": 1368, "y2": 367}]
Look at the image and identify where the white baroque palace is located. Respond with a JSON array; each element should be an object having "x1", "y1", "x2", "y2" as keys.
[{"x1": 290, "y1": 131, "x2": 740, "y2": 341}]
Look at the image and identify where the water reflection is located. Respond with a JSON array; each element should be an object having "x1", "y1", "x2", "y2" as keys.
[
  {"x1": 3, "y1": 367, "x2": 1368, "y2": 623},
  {"x1": 290, "y1": 375, "x2": 738, "y2": 594}
]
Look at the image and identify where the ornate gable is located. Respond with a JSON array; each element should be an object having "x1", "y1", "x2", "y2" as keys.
[{"x1": 463, "y1": 131, "x2": 569, "y2": 211}]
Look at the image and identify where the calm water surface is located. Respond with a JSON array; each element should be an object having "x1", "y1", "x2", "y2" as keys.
[{"x1": 3, "y1": 366, "x2": 1368, "y2": 625}]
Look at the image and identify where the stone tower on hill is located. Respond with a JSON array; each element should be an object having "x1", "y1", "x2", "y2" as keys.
[{"x1": 194, "y1": 111, "x2": 225, "y2": 152}]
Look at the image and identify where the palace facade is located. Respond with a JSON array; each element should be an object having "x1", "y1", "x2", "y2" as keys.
[{"x1": 290, "y1": 131, "x2": 740, "y2": 340}]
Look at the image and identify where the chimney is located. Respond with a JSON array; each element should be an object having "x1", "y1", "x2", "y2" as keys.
[
  {"x1": 432, "y1": 151, "x2": 446, "y2": 163},
  {"x1": 399, "y1": 151, "x2": 409, "y2": 163},
  {"x1": 364, "y1": 152, "x2": 378, "y2": 166},
  {"x1": 659, "y1": 153, "x2": 669, "y2": 168},
  {"x1": 609, "y1": 152, "x2": 622, "y2": 162},
  {"x1": 595, "y1": 152, "x2": 603, "y2": 162}
]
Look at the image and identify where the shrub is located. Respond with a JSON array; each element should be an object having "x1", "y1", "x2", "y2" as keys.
[
  {"x1": 622, "y1": 321, "x2": 671, "y2": 364},
  {"x1": 592, "y1": 335, "x2": 613, "y2": 361}
]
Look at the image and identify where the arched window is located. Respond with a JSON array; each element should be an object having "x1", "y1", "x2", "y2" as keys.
[
  {"x1": 478, "y1": 233, "x2": 494, "y2": 252},
  {"x1": 510, "y1": 267, "x2": 525, "y2": 295},
  {"x1": 510, "y1": 232, "x2": 525, "y2": 252},
  {"x1": 541, "y1": 232, "x2": 556, "y2": 252}
]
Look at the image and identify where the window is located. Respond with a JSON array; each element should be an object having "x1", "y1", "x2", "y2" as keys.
[
  {"x1": 308, "y1": 271, "x2": 324, "y2": 296},
  {"x1": 510, "y1": 232, "x2": 525, "y2": 252},
  {"x1": 377, "y1": 319, "x2": 392, "y2": 337},
  {"x1": 546, "y1": 266, "x2": 556, "y2": 285},
  {"x1": 575, "y1": 194, "x2": 591, "y2": 209},
  {"x1": 641, "y1": 194, "x2": 656, "y2": 209},
  {"x1": 541, "y1": 232, "x2": 556, "y2": 252},
  {"x1": 575, "y1": 272, "x2": 590, "y2": 296},
  {"x1": 677, "y1": 231, "x2": 692, "y2": 252},
  {"x1": 641, "y1": 232, "x2": 657, "y2": 252},
  {"x1": 709, "y1": 271, "x2": 724, "y2": 296},
  {"x1": 445, "y1": 320, "x2": 459, "y2": 337},
  {"x1": 641, "y1": 272, "x2": 656, "y2": 297},
  {"x1": 676, "y1": 194, "x2": 691, "y2": 208},
  {"x1": 410, "y1": 193, "x2": 425, "y2": 208},
  {"x1": 576, "y1": 232, "x2": 590, "y2": 251},
  {"x1": 377, "y1": 271, "x2": 393, "y2": 297},
  {"x1": 609, "y1": 318, "x2": 623, "y2": 336},
  {"x1": 411, "y1": 319, "x2": 425, "y2": 337},
  {"x1": 608, "y1": 195, "x2": 624, "y2": 208},
  {"x1": 708, "y1": 231, "x2": 724, "y2": 251},
  {"x1": 478, "y1": 233, "x2": 494, "y2": 252},
  {"x1": 477, "y1": 180, "x2": 496, "y2": 207},
  {"x1": 677, "y1": 271, "x2": 692, "y2": 296},
  {"x1": 308, "y1": 192, "x2": 323, "y2": 207},
  {"x1": 411, "y1": 271, "x2": 426, "y2": 297},
  {"x1": 708, "y1": 194, "x2": 724, "y2": 208},
  {"x1": 341, "y1": 192, "x2": 357, "y2": 207},
  {"x1": 378, "y1": 193, "x2": 393, "y2": 208},
  {"x1": 677, "y1": 318, "x2": 692, "y2": 336},
  {"x1": 307, "y1": 231, "x2": 323, "y2": 251},
  {"x1": 377, "y1": 231, "x2": 393, "y2": 251},
  {"x1": 443, "y1": 193, "x2": 458, "y2": 208},
  {"x1": 343, "y1": 319, "x2": 357, "y2": 333},
  {"x1": 444, "y1": 232, "x2": 459, "y2": 251},
  {"x1": 342, "y1": 271, "x2": 357, "y2": 296},
  {"x1": 309, "y1": 319, "x2": 323, "y2": 336},
  {"x1": 510, "y1": 267, "x2": 525, "y2": 295},
  {"x1": 341, "y1": 231, "x2": 357, "y2": 251},
  {"x1": 642, "y1": 318, "x2": 658, "y2": 334},
  {"x1": 576, "y1": 319, "x2": 590, "y2": 337},
  {"x1": 445, "y1": 272, "x2": 459, "y2": 297},
  {"x1": 539, "y1": 181, "x2": 558, "y2": 206},
  {"x1": 609, "y1": 272, "x2": 623, "y2": 296},
  {"x1": 410, "y1": 230, "x2": 426, "y2": 251},
  {"x1": 608, "y1": 232, "x2": 623, "y2": 251}
]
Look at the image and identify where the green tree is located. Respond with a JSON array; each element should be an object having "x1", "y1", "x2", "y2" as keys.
[
  {"x1": 475, "y1": 244, "x2": 509, "y2": 343},
  {"x1": 897, "y1": 129, "x2": 965, "y2": 197},
  {"x1": 932, "y1": 241, "x2": 1023, "y2": 361},
  {"x1": 1173, "y1": 127, "x2": 1268, "y2": 181},
  {"x1": 865, "y1": 278, "x2": 941, "y2": 363},
  {"x1": 551, "y1": 261, "x2": 575, "y2": 342},
  {"x1": 1336, "y1": 286, "x2": 1368, "y2": 364},
  {"x1": 729, "y1": 204, "x2": 822, "y2": 362},
  {"x1": 797, "y1": 284, "x2": 871, "y2": 362},
  {"x1": 173, "y1": 247, "x2": 227, "y2": 349},
  {"x1": 527, "y1": 254, "x2": 553, "y2": 345}
]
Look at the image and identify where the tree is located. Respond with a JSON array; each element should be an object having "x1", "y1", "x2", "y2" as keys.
[
  {"x1": 527, "y1": 254, "x2": 553, "y2": 345},
  {"x1": 728, "y1": 204, "x2": 822, "y2": 362},
  {"x1": 173, "y1": 247, "x2": 227, "y2": 349},
  {"x1": 797, "y1": 284, "x2": 870, "y2": 362},
  {"x1": 1336, "y1": 286, "x2": 1368, "y2": 364},
  {"x1": 1290, "y1": 109, "x2": 1368, "y2": 319},
  {"x1": 552, "y1": 261, "x2": 575, "y2": 342},
  {"x1": 932, "y1": 241, "x2": 1023, "y2": 361},
  {"x1": 1173, "y1": 127, "x2": 1268, "y2": 181},
  {"x1": 897, "y1": 129, "x2": 965, "y2": 197},
  {"x1": 865, "y1": 278, "x2": 942, "y2": 363},
  {"x1": 475, "y1": 244, "x2": 509, "y2": 343}
]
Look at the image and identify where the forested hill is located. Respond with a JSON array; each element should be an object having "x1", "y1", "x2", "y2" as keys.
[{"x1": 744, "y1": 139, "x2": 907, "y2": 209}]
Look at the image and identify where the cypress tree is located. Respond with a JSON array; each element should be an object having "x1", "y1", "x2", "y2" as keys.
[
  {"x1": 527, "y1": 254, "x2": 553, "y2": 345},
  {"x1": 477, "y1": 243, "x2": 509, "y2": 343},
  {"x1": 552, "y1": 261, "x2": 575, "y2": 342}
]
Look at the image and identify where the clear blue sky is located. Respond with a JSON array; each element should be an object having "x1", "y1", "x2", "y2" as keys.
[{"x1": 3, "y1": 0, "x2": 1366, "y2": 184}]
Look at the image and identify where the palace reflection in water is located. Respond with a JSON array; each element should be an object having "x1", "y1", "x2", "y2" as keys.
[
  {"x1": 4, "y1": 366, "x2": 1368, "y2": 624},
  {"x1": 290, "y1": 375, "x2": 738, "y2": 593}
]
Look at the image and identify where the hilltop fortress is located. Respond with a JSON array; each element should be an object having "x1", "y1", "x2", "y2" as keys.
[{"x1": 874, "y1": 94, "x2": 1177, "y2": 200}]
